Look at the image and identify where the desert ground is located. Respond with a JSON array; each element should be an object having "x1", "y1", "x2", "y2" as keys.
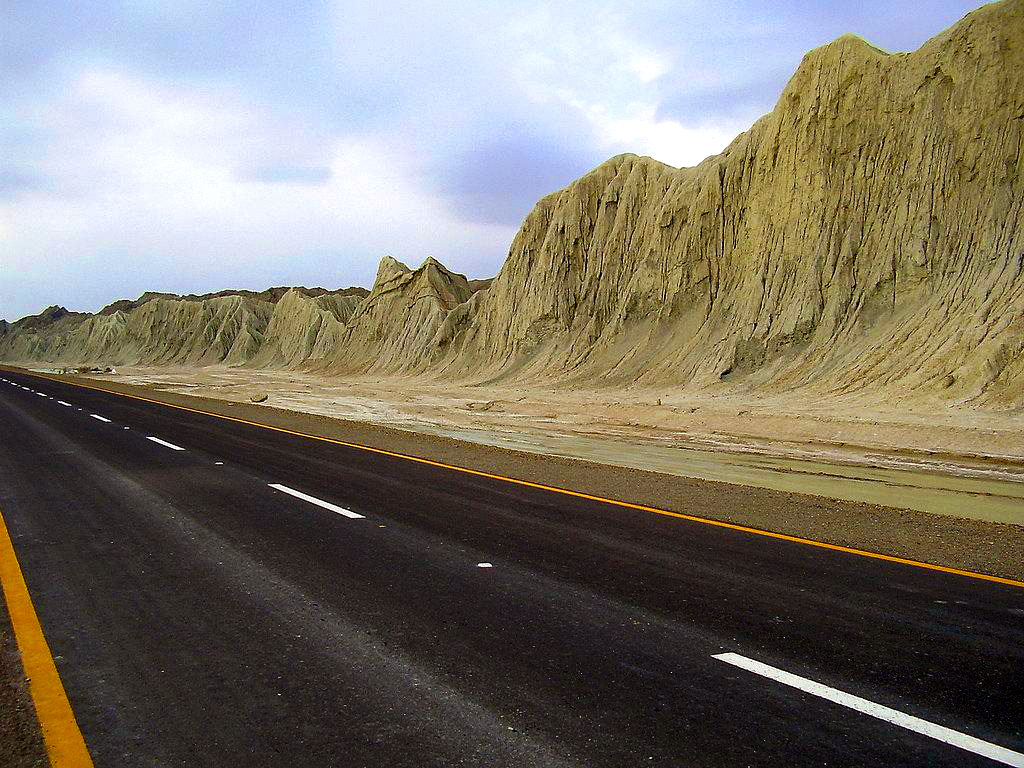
[{"x1": 74, "y1": 365, "x2": 1024, "y2": 525}]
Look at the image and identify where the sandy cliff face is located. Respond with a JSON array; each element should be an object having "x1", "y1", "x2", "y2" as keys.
[
  {"x1": 0, "y1": 306, "x2": 91, "y2": 361},
  {"x1": 0, "y1": 288, "x2": 368, "y2": 368},
  {"x1": 324, "y1": 256, "x2": 475, "y2": 374},
  {"x1": 2, "y1": 1, "x2": 1022, "y2": 407},
  {"x1": 444, "y1": 0, "x2": 1024, "y2": 408},
  {"x1": 1, "y1": 296, "x2": 276, "y2": 366},
  {"x1": 247, "y1": 290, "x2": 363, "y2": 368}
]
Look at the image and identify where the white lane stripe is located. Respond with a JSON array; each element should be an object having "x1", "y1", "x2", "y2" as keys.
[
  {"x1": 146, "y1": 436, "x2": 184, "y2": 451},
  {"x1": 57, "y1": 401, "x2": 72, "y2": 407},
  {"x1": 713, "y1": 653, "x2": 1024, "y2": 767},
  {"x1": 268, "y1": 484, "x2": 364, "y2": 519},
  {"x1": 89, "y1": 414, "x2": 111, "y2": 423},
  {"x1": 36, "y1": 392, "x2": 47, "y2": 397}
]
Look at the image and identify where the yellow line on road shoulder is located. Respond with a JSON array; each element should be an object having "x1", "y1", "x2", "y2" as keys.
[
  {"x1": 15, "y1": 368, "x2": 1024, "y2": 590},
  {"x1": 0, "y1": 506, "x2": 94, "y2": 767}
]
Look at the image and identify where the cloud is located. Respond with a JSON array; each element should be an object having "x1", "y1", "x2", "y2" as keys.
[
  {"x1": 0, "y1": 66, "x2": 517, "y2": 319},
  {"x1": 656, "y1": 76, "x2": 790, "y2": 128},
  {"x1": 577, "y1": 102, "x2": 747, "y2": 169},
  {"x1": 244, "y1": 166, "x2": 333, "y2": 185},
  {"x1": 0, "y1": 0, "x2": 985, "y2": 321},
  {"x1": 432, "y1": 132, "x2": 601, "y2": 227},
  {"x1": 0, "y1": 168, "x2": 47, "y2": 199}
]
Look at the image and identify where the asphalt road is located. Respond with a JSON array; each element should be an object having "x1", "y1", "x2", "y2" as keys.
[{"x1": 0, "y1": 369, "x2": 1022, "y2": 768}]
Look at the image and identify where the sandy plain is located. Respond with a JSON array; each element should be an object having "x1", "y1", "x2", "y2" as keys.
[{"x1": 79, "y1": 365, "x2": 1024, "y2": 525}]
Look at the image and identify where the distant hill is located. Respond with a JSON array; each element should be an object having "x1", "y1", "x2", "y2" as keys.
[{"x1": 95, "y1": 286, "x2": 369, "y2": 316}]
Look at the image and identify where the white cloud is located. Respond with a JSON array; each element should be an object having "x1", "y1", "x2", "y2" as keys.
[
  {"x1": 573, "y1": 100, "x2": 743, "y2": 169},
  {"x1": 6, "y1": 0, "x2": 975, "y2": 321},
  {"x1": 496, "y1": 5, "x2": 739, "y2": 168},
  {"x1": 0, "y1": 67, "x2": 515, "y2": 319}
]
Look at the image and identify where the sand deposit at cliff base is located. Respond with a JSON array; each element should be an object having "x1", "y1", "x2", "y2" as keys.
[{"x1": 83, "y1": 365, "x2": 1024, "y2": 524}]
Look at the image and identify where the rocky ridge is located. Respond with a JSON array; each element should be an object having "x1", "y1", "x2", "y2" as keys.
[{"x1": 2, "y1": 0, "x2": 1022, "y2": 408}]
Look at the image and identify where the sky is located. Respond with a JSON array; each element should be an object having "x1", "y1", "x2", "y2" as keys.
[{"x1": 0, "y1": 0, "x2": 983, "y2": 321}]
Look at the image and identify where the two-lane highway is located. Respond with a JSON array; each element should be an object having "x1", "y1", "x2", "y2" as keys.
[{"x1": 0, "y1": 369, "x2": 1022, "y2": 767}]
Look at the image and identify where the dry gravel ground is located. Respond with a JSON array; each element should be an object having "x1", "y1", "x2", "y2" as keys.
[
  {"x1": 100, "y1": 367, "x2": 1024, "y2": 463},
  {"x1": 63, "y1": 366, "x2": 1024, "y2": 523},
  {"x1": 0, "y1": 619, "x2": 47, "y2": 767}
]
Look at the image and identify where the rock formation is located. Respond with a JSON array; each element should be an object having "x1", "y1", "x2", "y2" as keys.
[
  {"x1": 443, "y1": 0, "x2": 1024, "y2": 409},
  {"x1": 3, "y1": 0, "x2": 1022, "y2": 408},
  {"x1": 0, "y1": 287, "x2": 368, "y2": 368},
  {"x1": 248, "y1": 289, "x2": 363, "y2": 368},
  {"x1": 325, "y1": 256, "x2": 476, "y2": 374}
]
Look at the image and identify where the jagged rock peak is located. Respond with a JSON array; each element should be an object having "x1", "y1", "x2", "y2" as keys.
[{"x1": 374, "y1": 256, "x2": 412, "y2": 287}]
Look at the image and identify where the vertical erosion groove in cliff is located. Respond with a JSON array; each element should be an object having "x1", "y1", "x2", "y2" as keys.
[{"x1": 2, "y1": 0, "x2": 1022, "y2": 408}]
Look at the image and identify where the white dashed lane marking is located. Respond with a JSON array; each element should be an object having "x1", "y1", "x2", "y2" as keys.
[
  {"x1": 145, "y1": 436, "x2": 184, "y2": 451},
  {"x1": 267, "y1": 484, "x2": 364, "y2": 519},
  {"x1": 713, "y1": 653, "x2": 1024, "y2": 767},
  {"x1": 89, "y1": 414, "x2": 111, "y2": 423}
]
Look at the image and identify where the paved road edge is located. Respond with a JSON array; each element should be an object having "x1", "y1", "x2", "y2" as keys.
[
  {"x1": 13, "y1": 368, "x2": 1024, "y2": 591},
  {"x1": 0, "y1": 506, "x2": 94, "y2": 767}
]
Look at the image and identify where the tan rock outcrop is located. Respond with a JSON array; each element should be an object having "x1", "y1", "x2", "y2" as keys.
[
  {"x1": 2, "y1": 1, "x2": 1022, "y2": 409},
  {"x1": 0, "y1": 287, "x2": 366, "y2": 369},
  {"x1": 326, "y1": 257, "x2": 474, "y2": 374},
  {"x1": 247, "y1": 289, "x2": 360, "y2": 368},
  {"x1": 440, "y1": 0, "x2": 1024, "y2": 408}
]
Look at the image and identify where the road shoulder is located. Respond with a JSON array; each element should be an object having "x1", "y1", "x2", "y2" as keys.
[
  {"x1": 6, "y1": 366, "x2": 1021, "y2": 583},
  {"x1": 0, "y1": 604, "x2": 47, "y2": 768}
]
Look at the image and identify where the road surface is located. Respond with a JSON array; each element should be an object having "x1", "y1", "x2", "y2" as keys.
[{"x1": 0, "y1": 369, "x2": 1022, "y2": 767}]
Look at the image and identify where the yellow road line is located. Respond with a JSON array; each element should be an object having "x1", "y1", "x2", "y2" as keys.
[
  {"x1": 0, "y1": 507, "x2": 94, "y2": 767},
  {"x1": 14, "y1": 368, "x2": 1024, "y2": 590}
]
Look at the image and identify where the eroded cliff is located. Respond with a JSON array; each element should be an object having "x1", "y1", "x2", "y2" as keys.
[
  {"x1": 3, "y1": 1, "x2": 1022, "y2": 408},
  {"x1": 442, "y1": 0, "x2": 1024, "y2": 408}
]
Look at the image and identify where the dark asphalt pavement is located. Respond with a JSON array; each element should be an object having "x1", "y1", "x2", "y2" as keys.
[{"x1": 0, "y1": 369, "x2": 1021, "y2": 767}]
